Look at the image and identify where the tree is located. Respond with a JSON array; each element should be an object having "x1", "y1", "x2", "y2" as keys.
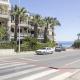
[
  {"x1": 43, "y1": 17, "x2": 61, "y2": 42},
  {"x1": 0, "y1": 26, "x2": 6, "y2": 40},
  {"x1": 29, "y1": 14, "x2": 43, "y2": 38},
  {"x1": 43, "y1": 17, "x2": 52, "y2": 43},
  {"x1": 12, "y1": 5, "x2": 27, "y2": 42},
  {"x1": 50, "y1": 17, "x2": 61, "y2": 41},
  {"x1": 77, "y1": 33, "x2": 80, "y2": 40}
]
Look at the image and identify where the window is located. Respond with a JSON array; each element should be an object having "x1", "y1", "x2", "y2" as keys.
[
  {"x1": 31, "y1": 31, "x2": 34, "y2": 34},
  {"x1": 0, "y1": 8, "x2": 2, "y2": 14},
  {"x1": 17, "y1": 29, "x2": 22, "y2": 33},
  {"x1": 11, "y1": 28, "x2": 14, "y2": 32}
]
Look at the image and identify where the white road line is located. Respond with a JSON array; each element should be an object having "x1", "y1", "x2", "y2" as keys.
[
  {"x1": 49, "y1": 70, "x2": 79, "y2": 80},
  {"x1": 19, "y1": 69, "x2": 58, "y2": 80},
  {"x1": 65, "y1": 59, "x2": 80, "y2": 66},
  {"x1": 0, "y1": 67, "x2": 46, "y2": 80},
  {"x1": 0, "y1": 64, "x2": 35, "y2": 73},
  {"x1": 20, "y1": 58, "x2": 39, "y2": 61},
  {"x1": 0, "y1": 62, "x2": 13, "y2": 66},
  {"x1": 0, "y1": 63, "x2": 27, "y2": 69},
  {"x1": 0, "y1": 60, "x2": 23, "y2": 64},
  {"x1": 49, "y1": 72, "x2": 72, "y2": 80}
]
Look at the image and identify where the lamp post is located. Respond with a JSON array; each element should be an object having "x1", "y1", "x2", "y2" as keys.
[{"x1": 18, "y1": 0, "x2": 20, "y2": 52}]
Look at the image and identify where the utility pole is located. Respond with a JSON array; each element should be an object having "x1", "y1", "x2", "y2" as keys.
[{"x1": 18, "y1": 0, "x2": 20, "y2": 52}]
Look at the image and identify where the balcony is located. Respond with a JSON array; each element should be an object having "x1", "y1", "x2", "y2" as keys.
[
  {"x1": 0, "y1": 13, "x2": 9, "y2": 19},
  {"x1": 0, "y1": 10, "x2": 9, "y2": 19},
  {"x1": 10, "y1": 33, "x2": 28, "y2": 40},
  {"x1": 38, "y1": 35, "x2": 44, "y2": 40},
  {"x1": 0, "y1": 0, "x2": 9, "y2": 5},
  {"x1": 11, "y1": 21, "x2": 27, "y2": 27},
  {"x1": 0, "y1": 4, "x2": 9, "y2": 18}
]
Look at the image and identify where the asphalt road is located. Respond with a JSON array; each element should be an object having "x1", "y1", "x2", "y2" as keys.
[{"x1": 0, "y1": 50, "x2": 80, "y2": 80}]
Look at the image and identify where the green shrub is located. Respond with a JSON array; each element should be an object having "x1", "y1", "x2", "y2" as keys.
[
  {"x1": 0, "y1": 42, "x2": 14, "y2": 49},
  {"x1": 72, "y1": 40, "x2": 80, "y2": 48},
  {"x1": 15, "y1": 37, "x2": 55, "y2": 52}
]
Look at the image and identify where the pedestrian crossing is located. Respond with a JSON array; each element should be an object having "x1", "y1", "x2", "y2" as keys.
[{"x1": 0, "y1": 60, "x2": 78, "y2": 80}]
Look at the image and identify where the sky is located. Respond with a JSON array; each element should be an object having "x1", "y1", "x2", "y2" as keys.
[{"x1": 10, "y1": 0, "x2": 80, "y2": 41}]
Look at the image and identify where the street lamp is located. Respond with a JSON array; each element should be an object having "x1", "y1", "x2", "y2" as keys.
[{"x1": 18, "y1": 0, "x2": 20, "y2": 52}]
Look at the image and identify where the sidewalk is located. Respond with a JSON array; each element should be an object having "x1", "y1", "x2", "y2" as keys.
[
  {"x1": 66, "y1": 48, "x2": 80, "y2": 51},
  {"x1": 0, "y1": 49, "x2": 35, "y2": 56},
  {"x1": 65, "y1": 71, "x2": 80, "y2": 80}
]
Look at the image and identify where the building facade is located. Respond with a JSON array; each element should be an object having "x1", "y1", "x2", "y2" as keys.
[
  {"x1": 0, "y1": 0, "x2": 53, "y2": 42},
  {"x1": 0, "y1": 0, "x2": 10, "y2": 26}
]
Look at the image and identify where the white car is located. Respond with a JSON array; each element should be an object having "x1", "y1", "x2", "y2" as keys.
[{"x1": 36, "y1": 47, "x2": 54, "y2": 55}]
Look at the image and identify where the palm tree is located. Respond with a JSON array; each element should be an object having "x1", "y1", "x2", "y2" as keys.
[
  {"x1": 12, "y1": 5, "x2": 27, "y2": 42},
  {"x1": 50, "y1": 17, "x2": 61, "y2": 41},
  {"x1": 77, "y1": 33, "x2": 80, "y2": 40},
  {"x1": 29, "y1": 14, "x2": 43, "y2": 38},
  {"x1": 43, "y1": 17, "x2": 52, "y2": 42},
  {"x1": 43, "y1": 17, "x2": 61, "y2": 42}
]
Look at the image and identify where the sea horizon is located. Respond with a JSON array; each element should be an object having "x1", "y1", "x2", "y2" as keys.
[{"x1": 56, "y1": 41, "x2": 74, "y2": 48}]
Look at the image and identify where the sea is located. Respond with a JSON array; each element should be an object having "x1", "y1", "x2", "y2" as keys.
[{"x1": 57, "y1": 41, "x2": 74, "y2": 48}]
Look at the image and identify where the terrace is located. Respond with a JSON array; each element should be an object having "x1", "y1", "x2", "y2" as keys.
[{"x1": 0, "y1": 5, "x2": 9, "y2": 19}]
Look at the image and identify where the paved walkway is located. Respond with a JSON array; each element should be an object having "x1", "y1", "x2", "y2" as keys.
[
  {"x1": 0, "y1": 49, "x2": 35, "y2": 56},
  {"x1": 0, "y1": 48, "x2": 80, "y2": 56}
]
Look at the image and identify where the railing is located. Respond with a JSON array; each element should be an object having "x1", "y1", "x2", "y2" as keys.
[
  {"x1": 0, "y1": 0, "x2": 8, "y2": 2},
  {"x1": 11, "y1": 21, "x2": 27, "y2": 27},
  {"x1": 0, "y1": 0, "x2": 9, "y2": 5},
  {"x1": 0, "y1": 11, "x2": 8, "y2": 15},
  {"x1": 0, "y1": 12, "x2": 9, "y2": 18},
  {"x1": 10, "y1": 33, "x2": 28, "y2": 37}
]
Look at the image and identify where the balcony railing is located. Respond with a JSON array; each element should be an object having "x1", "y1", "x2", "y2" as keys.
[
  {"x1": 0, "y1": 0, "x2": 8, "y2": 2},
  {"x1": 0, "y1": 0, "x2": 9, "y2": 5},
  {"x1": 0, "y1": 11, "x2": 9, "y2": 18},
  {"x1": 11, "y1": 21, "x2": 27, "y2": 27},
  {"x1": 0, "y1": 14, "x2": 9, "y2": 19},
  {"x1": 0, "y1": 11, "x2": 8, "y2": 14}
]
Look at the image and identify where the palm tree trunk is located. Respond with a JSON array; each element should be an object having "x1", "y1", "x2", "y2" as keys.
[
  {"x1": 44, "y1": 27, "x2": 47, "y2": 43},
  {"x1": 14, "y1": 15, "x2": 19, "y2": 42},
  {"x1": 34, "y1": 24, "x2": 38, "y2": 38},
  {"x1": 78, "y1": 36, "x2": 79, "y2": 40},
  {"x1": 43, "y1": 23, "x2": 48, "y2": 43},
  {"x1": 52, "y1": 27, "x2": 54, "y2": 41}
]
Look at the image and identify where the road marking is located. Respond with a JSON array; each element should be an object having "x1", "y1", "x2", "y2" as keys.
[
  {"x1": 0, "y1": 67, "x2": 46, "y2": 80},
  {"x1": 20, "y1": 58, "x2": 39, "y2": 61},
  {"x1": 0, "y1": 62, "x2": 23, "y2": 66},
  {"x1": 0, "y1": 64, "x2": 35, "y2": 73},
  {"x1": 49, "y1": 72, "x2": 72, "y2": 80},
  {"x1": 65, "y1": 59, "x2": 80, "y2": 66},
  {"x1": 19, "y1": 69, "x2": 58, "y2": 80},
  {"x1": 0, "y1": 63, "x2": 27, "y2": 69},
  {"x1": 49, "y1": 70, "x2": 79, "y2": 80}
]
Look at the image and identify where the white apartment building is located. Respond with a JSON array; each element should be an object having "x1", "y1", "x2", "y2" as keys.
[
  {"x1": 0, "y1": 0, "x2": 10, "y2": 27},
  {"x1": 0, "y1": 0, "x2": 11, "y2": 40},
  {"x1": 0, "y1": 0, "x2": 53, "y2": 42}
]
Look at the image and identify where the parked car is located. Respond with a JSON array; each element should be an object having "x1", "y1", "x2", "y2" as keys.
[
  {"x1": 36, "y1": 47, "x2": 54, "y2": 55},
  {"x1": 55, "y1": 45, "x2": 66, "y2": 52},
  {"x1": 61, "y1": 46, "x2": 66, "y2": 51}
]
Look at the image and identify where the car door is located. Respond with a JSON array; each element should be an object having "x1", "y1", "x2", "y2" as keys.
[{"x1": 47, "y1": 48, "x2": 51, "y2": 54}]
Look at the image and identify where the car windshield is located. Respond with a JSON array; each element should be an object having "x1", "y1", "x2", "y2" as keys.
[{"x1": 56, "y1": 46, "x2": 61, "y2": 48}]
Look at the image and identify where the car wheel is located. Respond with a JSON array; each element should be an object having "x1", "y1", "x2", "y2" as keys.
[
  {"x1": 44, "y1": 52, "x2": 47, "y2": 55},
  {"x1": 51, "y1": 51, "x2": 53, "y2": 54}
]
